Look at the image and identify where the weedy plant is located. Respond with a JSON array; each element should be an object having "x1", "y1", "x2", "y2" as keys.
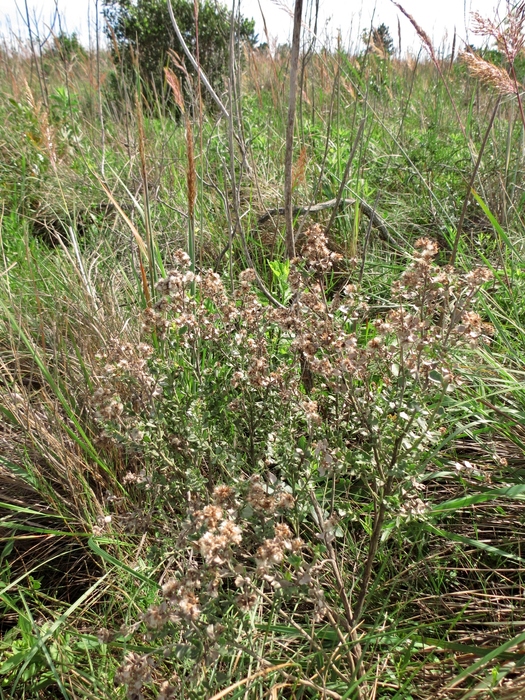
[{"x1": 88, "y1": 232, "x2": 494, "y2": 698}]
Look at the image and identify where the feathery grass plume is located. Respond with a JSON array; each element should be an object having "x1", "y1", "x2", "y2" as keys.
[
  {"x1": 390, "y1": 2, "x2": 436, "y2": 61},
  {"x1": 291, "y1": 145, "x2": 308, "y2": 190},
  {"x1": 164, "y1": 66, "x2": 185, "y2": 113},
  {"x1": 23, "y1": 80, "x2": 57, "y2": 169},
  {"x1": 270, "y1": 0, "x2": 294, "y2": 20},
  {"x1": 105, "y1": 22, "x2": 121, "y2": 62},
  {"x1": 471, "y1": 3, "x2": 525, "y2": 66},
  {"x1": 469, "y1": 3, "x2": 525, "y2": 131},
  {"x1": 461, "y1": 50, "x2": 517, "y2": 95}
]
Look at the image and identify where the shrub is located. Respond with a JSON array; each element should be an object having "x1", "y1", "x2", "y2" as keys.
[
  {"x1": 90, "y1": 233, "x2": 494, "y2": 697},
  {"x1": 102, "y1": 0, "x2": 257, "y2": 99},
  {"x1": 45, "y1": 31, "x2": 87, "y2": 62}
]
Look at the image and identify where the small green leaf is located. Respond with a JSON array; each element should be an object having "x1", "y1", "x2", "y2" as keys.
[{"x1": 428, "y1": 370, "x2": 443, "y2": 383}]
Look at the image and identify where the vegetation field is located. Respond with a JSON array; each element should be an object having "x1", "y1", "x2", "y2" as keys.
[{"x1": 2, "y1": 2, "x2": 525, "y2": 698}]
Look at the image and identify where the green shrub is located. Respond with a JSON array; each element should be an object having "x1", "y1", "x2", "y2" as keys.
[
  {"x1": 45, "y1": 31, "x2": 87, "y2": 62},
  {"x1": 102, "y1": 0, "x2": 257, "y2": 99}
]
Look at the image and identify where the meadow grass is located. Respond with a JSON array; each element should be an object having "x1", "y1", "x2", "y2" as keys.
[{"x1": 1, "y1": 7, "x2": 525, "y2": 699}]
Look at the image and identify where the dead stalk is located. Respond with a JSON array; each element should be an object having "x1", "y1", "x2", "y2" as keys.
[
  {"x1": 284, "y1": 0, "x2": 304, "y2": 260},
  {"x1": 95, "y1": 0, "x2": 105, "y2": 176},
  {"x1": 309, "y1": 492, "x2": 366, "y2": 698},
  {"x1": 449, "y1": 95, "x2": 502, "y2": 265}
]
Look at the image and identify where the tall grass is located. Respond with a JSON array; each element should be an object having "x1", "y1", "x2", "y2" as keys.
[{"x1": 2, "y1": 3, "x2": 525, "y2": 699}]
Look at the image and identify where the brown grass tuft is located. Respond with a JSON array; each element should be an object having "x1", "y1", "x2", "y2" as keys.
[
  {"x1": 460, "y1": 50, "x2": 518, "y2": 95},
  {"x1": 164, "y1": 67, "x2": 185, "y2": 113}
]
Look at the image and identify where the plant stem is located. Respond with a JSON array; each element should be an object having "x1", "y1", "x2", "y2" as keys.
[{"x1": 284, "y1": 0, "x2": 303, "y2": 260}]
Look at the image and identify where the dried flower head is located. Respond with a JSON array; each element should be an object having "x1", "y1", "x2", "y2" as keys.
[
  {"x1": 300, "y1": 223, "x2": 342, "y2": 272},
  {"x1": 197, "y1": 531, "x2": 229, "y2": 565},
  {"x1": 142, "y1": 603, "x2": 169, "y2": 630},
  {"x1": 115, "y1": 652, "x2": 154, "y2": 700},
  {"x1": 247, "y1": 476, "x2": 276, "y2": 513},
  {"x1": 274, "y1": 523, "x2": 292, "y2": 541},
  {"x1": 465, "y1": 267, "x2": 493, "y2": 287},
  {"x1": 277, "y1": 492, "x2": 295, "y2": 510},
  {"x1": 158, "y1": 680, "x2": 180, "y2": 700},
  {"x1": 239, "y1": 268, "x2": 257, "y2": 293},
  {"x1": 197, "y1": 505, "x2": 223, "y2": 530},
  {"x1": 219, "y1": 519, "x2": 242, "y2": 544},
  {"x1": 414, "y1": 237, "x2": 439, "y2": 259},
  {"x1": 461, "y1": 51, "x2": 517, "y2": 94},
  {"x1": 161, "y1": 578, "x2": 201, "y2": 620},
  {"x1": 471, "y1": 4, "x2": 525, "y2": 65},
  {"x1": 256, "y1": 539, "x2": 286, "y2": 571},
  {"x1": 236, "y1": 592, "x2": 258, "y2": 611},
  {"x1": 213, "y1": 484, "x2": 237, "y2": 509},
  {"x1": 178, "y1": 591, "x2": 200, "y2": 620}
]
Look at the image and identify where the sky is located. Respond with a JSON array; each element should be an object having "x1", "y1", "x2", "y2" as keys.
[{"x1": 0, "y1": 0, "x2": 505, "y2": 53}]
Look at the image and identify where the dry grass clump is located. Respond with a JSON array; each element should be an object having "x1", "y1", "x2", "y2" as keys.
[{"x1": 0, "y1": 250, "x2": 153, "y2": 618}]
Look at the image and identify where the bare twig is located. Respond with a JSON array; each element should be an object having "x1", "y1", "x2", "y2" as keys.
[
  {"x1": 309, "y1": 492, "x2": 366, "y2": 699},
  {"x1": 167, "y1": 0, "x2": 228, "y2": 118},
  {"x1": 95, "y1": 0, "x2": 105, "y2": 176},
  {"x1": 284, "y1": 0, "x2": 304, "y2": 259},
  {"x1": 258, "y1": 197, "x2": 394, "y2": 246}
]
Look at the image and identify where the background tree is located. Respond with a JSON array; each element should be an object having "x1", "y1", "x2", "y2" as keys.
[
  {"x1": 102, "y1": 0, "x2": 257, "y2": 99},
  {"x1": 363, "y1": 22, "x2": 395, "y2": 58},
  {"x1": 45, "y1": 31, "x2": 87, "y2": 62}
]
